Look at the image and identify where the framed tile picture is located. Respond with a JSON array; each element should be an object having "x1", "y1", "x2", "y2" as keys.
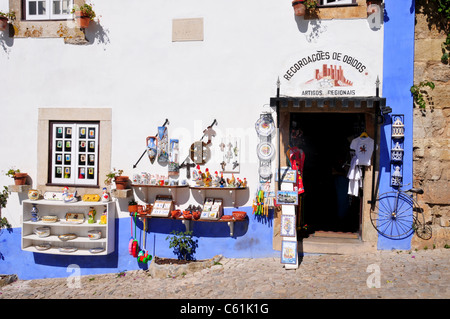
[
  {"x1": 281, "y1": 215, "x2": 296, "y2": 237},
  {"x1": 277, "y1": 190, "x2": 298, "y2": 205},
  {"x1": 281, "y1": 241, "x2": 297, "y2": 264},
  {"x1": 276, "y1": 167, "x2": 297, "y2": 183}
]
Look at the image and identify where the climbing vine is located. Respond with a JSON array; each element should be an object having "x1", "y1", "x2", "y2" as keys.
[{"x1": 410, "y1": 80, "x2": 435, "y2": 109}]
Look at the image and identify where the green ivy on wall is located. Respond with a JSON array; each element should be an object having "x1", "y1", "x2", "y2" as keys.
[{"x1": 410, "y1": 80, "x2": 435, "y2": 109}]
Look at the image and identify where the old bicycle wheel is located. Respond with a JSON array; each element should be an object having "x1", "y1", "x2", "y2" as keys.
[
  {"x1": 370, "y1": 191, "x2": 418, "y2": 239},
  {"x1": 414, "y1": 215, "x2": 433, "y2": 240}
]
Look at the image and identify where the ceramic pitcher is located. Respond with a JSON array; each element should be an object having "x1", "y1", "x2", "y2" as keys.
[{"x1": 28, "y1": 189, "x2": 41, "y2": 200}]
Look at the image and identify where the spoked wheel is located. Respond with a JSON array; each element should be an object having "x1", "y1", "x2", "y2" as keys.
[
  {"x1": 370, "y1": 192, "x2": 418, "y2": 239},
  {"x1": 414, "y1": 216, "x2": 433, "y2": 240}
]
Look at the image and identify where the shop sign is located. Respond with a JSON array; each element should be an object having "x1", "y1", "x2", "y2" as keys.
[{"x1": 281, "y1": 50, "x2": 378, "y2": 97}]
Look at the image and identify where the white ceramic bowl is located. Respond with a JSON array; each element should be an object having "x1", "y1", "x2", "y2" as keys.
[
  {"x1": 34, "y1": 226, "x2": 51, "y2": 237},
  {"x1": 87, "y1": 230, "x2": 101, "y2": 240},
  {"x1": 41, "y1": 215, "x2": 58, "y2": 223}
]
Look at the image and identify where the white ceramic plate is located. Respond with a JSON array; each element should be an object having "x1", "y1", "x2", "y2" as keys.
[
  {"x1": 257, "y1": 142, "x2": 275, "y2": 161},
  {"x1": 255, "y1": 115, "x2": 275, "y2": 137}
]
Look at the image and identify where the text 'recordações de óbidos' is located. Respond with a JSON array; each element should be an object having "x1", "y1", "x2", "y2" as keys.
[{"x1": 284, "y1": 51, "x2": 367, "y2": 81}]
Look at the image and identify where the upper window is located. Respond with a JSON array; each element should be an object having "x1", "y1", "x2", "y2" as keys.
[
  {"x1": 25, "y1": 0, "x2": 73, "y2": 20},
  {"x1": 49, "y1": 121, "x2": 99, "y2": 187},
  {"x1": 320, "y1": 0, "x2": 354, "y2": 6}
]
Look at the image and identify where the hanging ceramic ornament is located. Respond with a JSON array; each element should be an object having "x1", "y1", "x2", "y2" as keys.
[
  {"x1": 190, "y1": 141, "x2": 210, "y2": 165},
  {"x1": 255, "y1": 113, "x2": 275, "y2": 182},
  {"x1": 257, "y1": 142, "x2": 275, "y2": 161},
  {"x1": 157, "y1": 126, "x2": 169, "y2": 163},
  {"x1": 168, "y1": 139, "x2": 180, "y2": 177},
  {"x1": 146, "y1": 136, "x2": 157, "y2": 164},
  {"x1": 255, "y1": 113, "x2": 275, "y2": 137}
]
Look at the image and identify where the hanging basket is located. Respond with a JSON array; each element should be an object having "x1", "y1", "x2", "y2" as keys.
[
  {"x1": 292, "y1": 0, "x2": 306, "y2": 17},
  {"x1": 74, "y1": 11, "x2": 91, "y2": 28}
]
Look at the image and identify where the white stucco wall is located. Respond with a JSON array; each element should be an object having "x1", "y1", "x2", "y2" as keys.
[{"x1": 0, "y1": 0, "x2": 383, "y2": 227}]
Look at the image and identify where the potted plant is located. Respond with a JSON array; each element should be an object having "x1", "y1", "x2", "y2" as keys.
[
  {"x1": 0, "y1": 11, "x2": 15, "y2": 32},
  {"x1": 292, "y1": 0, "x2": 306, "y2": 16},
  {"x1": 128, "y1": 199, "x2": 138, "y2": 213},
  {"x1": 0, "y1": 186, "x2": 11, "y2": 229},
  {"x1": 5, "y1": 168, "x2": 28, "y2": 185},
  {"x1": 166, "y1": 230, "x2": 198, "y2": 261},
  {"x1": 105, "y1": 168, "x2": 129, "y2": 189},
  {"x1": 292, "y1": 0, "x2": 317, "y2": 16},
  {"x1": 71, "y1": 3, "x2": 96, "y2": 28}
]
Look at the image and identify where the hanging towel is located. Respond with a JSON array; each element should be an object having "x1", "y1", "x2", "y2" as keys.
[{"x1": 347, "y1": 155, "x2": 362, "y2": 197}]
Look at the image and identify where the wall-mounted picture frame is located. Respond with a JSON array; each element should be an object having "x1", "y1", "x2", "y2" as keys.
[
  {"x1": 280, "y1": 215, "x2": 296, "y2": 237},
  {"x1": 277, "y1": 190, "x2": 298, "y2": 205},
  {"x1": 281, "y1": 240, "x2": 297, "y2": 264},
  {"x1": 276, "y1": 167, "x2": 297, "y2": 183}
]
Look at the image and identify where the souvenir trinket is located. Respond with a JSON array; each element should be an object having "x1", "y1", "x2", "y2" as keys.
[
  {"x1": 58, "y1": 233, "x2": 77, "y2": 241},
  {"x1": 62, "y1": 187, "x2": 77, "y2": 203},
  {"x1": 41, "y1": 215, "x2": 58, "y2": 223},
  {"x1": 168, "y1": 139, "x2": 180, "y2": 176},
  {"x1": 157, "y1": 126, "x2": 169, "y2": 163},
  {"x1": 35, "y1": 243, "x2": 51, "y2": 251},
  {"x1": 59, "y1": 246, "x2": 78, "y2": 253},
  {"x1": 34, "y1": 226, "x2": 50, "y2": 237},
  {"x1": 82, "y1": 194, "x2": 100, "y2": 202},
  {"x1": 28, "y1": 189, "x2": 41, "y2": 201},
  {"x1": 146, "y1": 136, "x2": 158, "y2": 164},
  {"x1": 101, "y1": 187, "x2": 110, "y2": 202},
  {"x1": 88, "y1": 207, "x2": 96, "y2": 224},
  {"x1": 99, "y1": 209, "x2": 107, "y2": 225},
  {"x1": 89, "y1": 247, "x2": 105, "y2": 254},
  {"x1": 30, "y1": 204, "x2": 40, "y2": 222},
  {"x1": 63, "y1": 213, "x2": 85, "y2": 224},
  {"x1": 88, "y1": 230, "x2": 101, "y2": 240}
]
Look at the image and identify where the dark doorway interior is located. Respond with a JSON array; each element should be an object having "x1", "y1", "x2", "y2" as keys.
[{"x1": 290, "y1": 112, "x2": 366, "y2": 234}]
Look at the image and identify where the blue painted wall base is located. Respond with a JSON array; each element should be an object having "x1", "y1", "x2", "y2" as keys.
[
  {"x1": 378, "y1": 0, "x2": 415, "y2": 250},
  {"x1": 0, "y1": 206, "x2": 278, "y2": 280}
]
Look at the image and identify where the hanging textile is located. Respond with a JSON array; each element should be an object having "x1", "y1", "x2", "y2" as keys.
[
  {"x1": 349, "y1": 135, "x2": 374, "y2": 166},
  {"x1": 288, "y1": 146, "x2": 305, "y2": 194}
]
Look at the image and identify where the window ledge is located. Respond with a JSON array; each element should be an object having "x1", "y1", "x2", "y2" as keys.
[
  {"x1": 11, "y1": 20, "x2": 88, "y2": 44},
  {"x1": 305, "y1": 0, "x2": 370, "y2": 20}
]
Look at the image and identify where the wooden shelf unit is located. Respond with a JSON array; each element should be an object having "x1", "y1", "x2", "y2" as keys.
[{"x1": 21, "y1": 199, "x2": 115, "y2": 255}]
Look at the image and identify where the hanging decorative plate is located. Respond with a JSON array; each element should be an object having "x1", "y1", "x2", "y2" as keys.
[
  {"x1": 255, "y1": 114, "x2": 275, "y2": 137},
  {"x1": 259, "y1": 165, "x2": 272, "y2": 179},
  {"x1": 257, "y1": 142, "x2": 275, "y2": 161}
]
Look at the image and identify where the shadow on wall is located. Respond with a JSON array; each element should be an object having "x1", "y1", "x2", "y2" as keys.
[
  {"x1": 84, "y1": 21, "x2": 111, "y2": 48},
  {"x1": 0, "y1": 24, "x2": 14, "y2": 55}
]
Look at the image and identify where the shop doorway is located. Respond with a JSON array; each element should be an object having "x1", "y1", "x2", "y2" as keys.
[{"x1": 290, "y1": 112, "x2": 366, "y2": 235}]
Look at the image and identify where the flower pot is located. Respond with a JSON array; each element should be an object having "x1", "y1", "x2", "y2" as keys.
[
  {"x1": 292, "y1": 0, "x2": 306, "y2": 16},
  {"x1": 74, "y1": 11, "x2": 91, "y2": 28},
  {"x1": 0, "y1": 16, "x2": 8, "y2": 32},
  {"x1": 128, "y1": 205, "x2": 138, "y2": 213},
  {"x1": 192, "y1": 211, "x2": 201, "y2": 220},
  {"x1": 14, "y1": 173, "x2": 28, "y2": 185},
  {"x1": 114, "y1": 176, "x2": 129, "y2": 190}
]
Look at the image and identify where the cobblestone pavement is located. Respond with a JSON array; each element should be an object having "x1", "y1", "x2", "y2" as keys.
[{"x1": 1, "y1": 248, "x2": 449, "y2": 300}]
